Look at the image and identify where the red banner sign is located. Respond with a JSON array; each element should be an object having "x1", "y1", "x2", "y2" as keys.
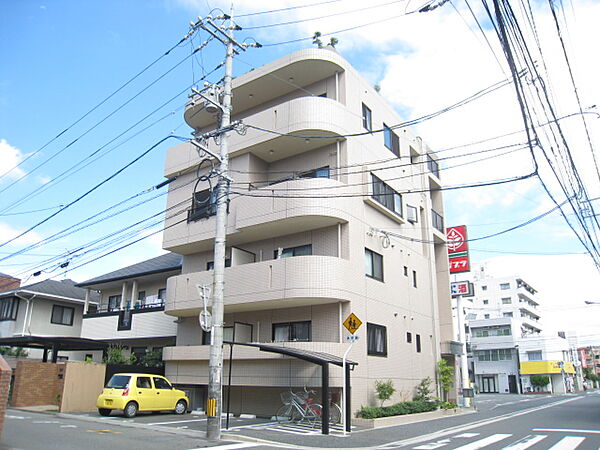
[{"x1": 447, "y1": 225, "x2": 470, "y2": 274}]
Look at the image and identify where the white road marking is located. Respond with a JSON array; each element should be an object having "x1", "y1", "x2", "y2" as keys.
[
  {"x1": 6, "y1": 415, "x2": 27, "y2": 419},
  {"x1": 454, "y1": 433, "x2": 480, "y2": 438},
  {"x1": 265, "y1": 426, "x2": 314, "y2": 435},
  {"x1": 375, "y1": 397, "x2": 581, "y2": 448},
  {"x1": 533, "y1": 428, "x2": 600, "y2": 434},
  {"x1": 224, "y1": 421, "x2": 279, "y2": 430},
  {"x1": 413, "y1": 438, "x2": 451, "y2": 449},
  {"x1": 452, "y1": 433, "x2": 512, "y2": 449},
  {"x1": 547, "y1": 436, "x2": 585, "y2": 450},
  {"x1": 502, "y1": 434, "x2": 547, "y2": 449},
  {"x1": 60, "y1": 425, "x2": 77, "y2": 428},
  {"x1": 190, "y1": 443, "x2": 260, "y2": 449},
  {"x1": 146, "y1": 418, "x2": 207, "y2": 425},
  {"x1": 32, "y1": 420, "x2": 60, "y2": 424}
]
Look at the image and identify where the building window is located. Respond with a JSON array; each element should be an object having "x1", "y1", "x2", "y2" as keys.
[
  {"x1": 362, "y1": 103, "x2": 372, "y2": 131},
  {"x1": 412, "y1": 270, "x2": 417, "y2": 288},
  {"x1": 371, "y1": 174, "x2": 402, "y2": 216},
  {"x1": 481, "y1": 285, "x2": 487, "y2": 291},
  {"x1": 272, "y1": 321, "x2": 311, "y2": 342},
  {"x1": 137, "y1": 291, "x2": 146, "y2": 302},
  {"x1": 403, "y1": 266, "x2": 408, "y2": 276},
  {"x1": 131, "y1": 346, "x2": 147, "y2": 362},
  {"x1": 500, "y1": 283, "x2": 510, "y2": 290},
  {"x1": 502, "y1": 297, "x2": 512, "y2": 304},
  {"x1": 484, "y1": 314, "x2": 490, "y2": 319},
  {"x1": 383, "y1": 124, "x2": 400, "y2": 156},
  {"x1": 483, "y1": 300, "x2": 489, "y2": 305},
  {"x1": 207, "y1": 259, "x2": 232, "y2": 270},
  {"x1": 367, "y1": 323, "x2": 387, "y2": 356},
  {"x1": 406, "y1": 332, "x2": 412, "y2": 343},
  {"x1": 365, "y1": 248, "x2": 384, "y2": 281},
  {"x1": 426, "y1": 154, "x2": 440, "y2": 178},
  {"x1": 474, "y1": 326, "x2": 511, "y2": 337},
  {"x1": 51, "y1": 305, "x2": 74, "y2": 326},
  {"x1": 274, "y1": 244, "x2": 312, "y2": 259},
  {"x1": 108, "y1": 295, "x2": 121, "y2": 311},
  {"x1": 158, "y1": 289, "x2": 166, "y2": 300},
  {"x1": 466, "y1": 313, "x2": 477, "y2": 320},
  {"x1": 477, "y1": 349, "x2": 513, "y2": 361},
  {"x1": 407, "y1": 205, "x2": 418, "y2": 224},
  {"x1": 416, "y1": 334, "x2": 421, "y2": 353},
  {"x1": 503, "y1": 312, "x2": 513, "y2": 318},
  {"x1": 527, "y1": 351, "x2": 542, "y2": 361},
  {"x1": 188, "y1": 188, "x2": 218, "y2": 222},
  {"x1": 299, "y1": 166, "x2": 330, "y2": 179},
  {"x1": 0, "y1": 297, "x2": 19, "y2": 321}
]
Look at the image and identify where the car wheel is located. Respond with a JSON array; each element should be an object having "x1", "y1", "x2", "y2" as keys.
[
  {"x1": 123, "y1": 402, "x2": 138, "y2": 418},
  {"x1": 174, "y1": 399, "x2": 187, "y2": 415},
  {"x1": 98, "y1": 408, "x2": 111, "y2": 417}
]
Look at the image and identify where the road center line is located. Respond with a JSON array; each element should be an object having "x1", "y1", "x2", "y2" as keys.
[
  {"x1": 374, "y1": 397, "x2": 582, "y2": 449},
  {"x1": 533, "y1": 428, "x2": 600, "y2": 434}
]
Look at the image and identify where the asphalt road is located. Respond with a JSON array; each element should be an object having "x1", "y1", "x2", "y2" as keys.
[{"x1": 2, "y1": 392, "x2": 599, "y2": 449}]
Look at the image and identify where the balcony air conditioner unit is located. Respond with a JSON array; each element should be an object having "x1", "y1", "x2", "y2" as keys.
[{"x1": 407, "y1": 206, "x2": 417, "y2": 223}]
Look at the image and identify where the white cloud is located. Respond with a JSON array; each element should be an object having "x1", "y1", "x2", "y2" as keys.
[
  {"x1": 0, "y1": 139, "x2": 26, "y2": 181},
  {"x1": 0, "y1": 222, "x2": 43, "y2": 246}
]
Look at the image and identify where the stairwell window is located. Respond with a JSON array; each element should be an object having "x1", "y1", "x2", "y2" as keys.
[
  {"x1": 188, "y1": 188, "x2": 218, "y2": 222},
  {"x1": 367, "y1": 323, "x2": 387, "y2": 356},
  {"x1": 416, "y1": 334, "x2": 421, "y2": 353},
  {"x1": 365, "y1": 248, "x2": 383, "y2": 281},
  {"x1": 383, "y1": 124, "x2": 400, "y2": 156},
  {"x1": 371, "y1": 174, "x2": 402, "y2": 216},
  {"x1": 0, "y1": 297, "x2": 19, "y2": 321},
  {"x1": 51, "y1": 305, "x2": 74, "y2": 326},
  {"x1": 362, "y1": 103, "x2": 372, "y2": 131},
  {"x1": 272, "y1": 321, "x2": 311, "y2": 342}
]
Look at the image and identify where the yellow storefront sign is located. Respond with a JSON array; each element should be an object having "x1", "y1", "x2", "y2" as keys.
[{"x1": 520, "y1": 360, "x2": 575, "y2": 375}]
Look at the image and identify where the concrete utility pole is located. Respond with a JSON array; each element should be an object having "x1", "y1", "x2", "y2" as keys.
[
  {"x1": 189, "y1": 12, "x2": 257, "y2": 441},
  {"x1": 456, "y1": 295, "x2": 471, "y2": 407}
]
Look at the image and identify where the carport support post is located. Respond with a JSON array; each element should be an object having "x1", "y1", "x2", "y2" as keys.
[
  {"x1": 321, "y1": 363, "x2": 329, "y2": 435},
  {"x1": 42, "y1": 348, "x2": 48, "y2": 363},
  {"x1": 51, "y1": 343, "x2": 58, "y2": 363},
  {"x1": 345, "y1": 363, "x2": 351, "y2": 432}
]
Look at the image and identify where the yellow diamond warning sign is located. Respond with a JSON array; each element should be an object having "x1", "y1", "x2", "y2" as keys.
[{"x1": 343, "y1": 313, "x2": 362, "y2": 334}]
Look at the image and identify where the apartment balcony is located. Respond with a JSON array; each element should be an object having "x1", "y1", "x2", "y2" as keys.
[
  {"x1": 82, "y1": 305, "x2": 176, "y2": 340},
  {"x1": 183, "y1": 48, "x2": 347, "y2": 130},
  {"x1": 166, "y1": 96, "x2": 352, "y2": 177},
  {"x1": 163, "y1": 177, "x2": 354, "y2": 254},
  {"x1": 165, "y1": 255, "x2": 359, "y2": 316}
]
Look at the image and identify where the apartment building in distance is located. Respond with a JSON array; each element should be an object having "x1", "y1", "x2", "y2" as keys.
[
  {"x1": 77, "y1": 253, "x2": 181, "y2": 363},
  {"x1": 160, "y1": 47, "x2": 455, "y2": 415},
  {"x1": 578, "y1": 346, "x2": 600, "y2": 377}
]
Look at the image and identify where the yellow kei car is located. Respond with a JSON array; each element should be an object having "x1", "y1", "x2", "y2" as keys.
[{"x1": 97, "y1": 373, "x2": 189, "y2": 418}]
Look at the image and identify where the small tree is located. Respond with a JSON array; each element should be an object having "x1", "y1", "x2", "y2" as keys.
[
  {"x1": 312, "y1": 31, "x2": 339, "y2": 49},
  {"x1": 0, "y1": 346, "x2": 29, "y2": 357},
  {"x1": 530, "y1": 375, "x2": 550, "y2": 392},
  {"x1": 375, "y1": 379, "x2": 396, "y2": 407},
  {"x1": 413, "y1": 377, "x2": 434, "y2": 402},
  {"x1": 437, "y1": 359, "x2": 454, "y2": 401},
  {"x1": 139, "y1": 350, "x2": 164, "y2": 368},
  {"x1": 104, "y1": 345, "x2": 128, "y2": 365}
]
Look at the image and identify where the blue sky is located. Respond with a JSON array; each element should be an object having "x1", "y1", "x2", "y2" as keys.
[{"x1": 1, "y1": 0, "x2": 599, "y2": 341}]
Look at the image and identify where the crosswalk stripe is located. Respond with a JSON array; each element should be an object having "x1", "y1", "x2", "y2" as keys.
[
  {"x1": 547, "y1": 436, "x2": 585, "y2": 450},
  {"x1": 452, "y1": 433, "x2": 512, "y2": 450},
  {"x1": 413, "y1": 438, "x2": 451, "y2": 449},
  {"x1": 502, "y1": 434, "x2": 547, "y2": 449},
  {"x1": 454, "y1": 433, "x2": 480, "y2": 438}
]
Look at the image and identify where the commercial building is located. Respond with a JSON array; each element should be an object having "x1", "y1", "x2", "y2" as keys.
[{"x1": 159, "y1": 47, "x2": 455, "y2": 415}]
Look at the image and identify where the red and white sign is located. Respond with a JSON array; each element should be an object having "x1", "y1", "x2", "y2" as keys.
[
  {"x1": 447, "y1": 225, "x2": 470, "y2": 274},
  {"x1": 580, "y1": 349, "x2": 588, "y2": 368},
  {"x1": 451, "y1": 281, "x2": 474, "y2": 297}
]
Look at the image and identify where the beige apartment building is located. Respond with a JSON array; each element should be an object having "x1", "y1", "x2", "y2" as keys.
[{"x1": 161, "y1": 47, "x2": 455, "y2": 415}]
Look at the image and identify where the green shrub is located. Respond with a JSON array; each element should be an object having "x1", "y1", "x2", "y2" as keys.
[
  {"x1": 530, "y1": 375, "x2": 550, "y2": 391},
  {"x1": 356, "y1": 400, "x2": 438, "y2": 419},
  {"x1": 439, "y1": 401, "x2": 458, "y2": 410},
  {"x1": 414, "y1": 377, "x2": 434, "y2": 402}
]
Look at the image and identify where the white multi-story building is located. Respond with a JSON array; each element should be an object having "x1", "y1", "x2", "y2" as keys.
[{"x1": 159, "y1": 47, "x2": 456, "y2": 415}]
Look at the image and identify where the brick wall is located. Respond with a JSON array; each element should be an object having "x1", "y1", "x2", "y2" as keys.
[
  {"x1": 11, "y1": 361, "x2": 65, "y2": 407},
  {"x1": 0, "y1": 356, "x2": 12, "y2": 439},
  {"x1": 0, "y1": 275, "x2": 20, "y2": 293}
]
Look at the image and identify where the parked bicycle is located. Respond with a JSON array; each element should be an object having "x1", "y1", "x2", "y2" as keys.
[{"x1": 275, "y1": 388, "x2": 342, "y2": 426}]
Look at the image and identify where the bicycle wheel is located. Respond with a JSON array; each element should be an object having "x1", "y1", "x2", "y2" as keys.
[
  {"x1": 275, "y1": 404, "x2": 294, "y2": 423},
  {"x1": 329, "y1": 403, "x2": 342, "y2": 425},
  {"x1": 305, "y1": 403, "x2": 322, "y2": 427}
]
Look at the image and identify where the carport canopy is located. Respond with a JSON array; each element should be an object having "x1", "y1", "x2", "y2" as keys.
[
  {"x1": 224, "y1": 341, "x2": 357, "y2": 434},
  {"x1": 0, "y1": 336, "x2": 109, "y2": 363}
]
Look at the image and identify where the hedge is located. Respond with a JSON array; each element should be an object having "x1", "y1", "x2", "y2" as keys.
[{"x1": 356, "y1": 400, "x2": 439, "y2": 419}]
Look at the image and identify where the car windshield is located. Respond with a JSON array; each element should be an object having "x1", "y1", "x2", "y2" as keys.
[{"x1": 106, "y1": 375, "x2": 130, "y2": 389}]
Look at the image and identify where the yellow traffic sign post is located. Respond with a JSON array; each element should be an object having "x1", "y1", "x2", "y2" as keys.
[{"x1": 342, "y1": 313, "x2": 362, "y2": 435}]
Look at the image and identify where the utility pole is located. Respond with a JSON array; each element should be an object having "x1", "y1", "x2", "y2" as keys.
[
  {"x1": 188, "y1": 13, "x2": 258, "y2": 441},
  {"x1": 456, "y1": 294, "x2": 471, "y2": 407}
]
